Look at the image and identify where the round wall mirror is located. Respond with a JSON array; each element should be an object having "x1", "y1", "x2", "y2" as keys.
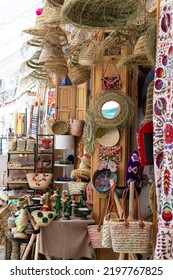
[{"x1": 101, "y1": 101, "x2": 120, "y2": 119}]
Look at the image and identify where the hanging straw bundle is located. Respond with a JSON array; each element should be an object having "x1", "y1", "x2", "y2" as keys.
[{"x1": 61, "y1": 0, "x2": 145, "y2": 28}]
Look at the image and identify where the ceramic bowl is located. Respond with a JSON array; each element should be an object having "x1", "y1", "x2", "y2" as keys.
[{"x1": 77, "y1": 207, "x2": 92, "y2": 219}]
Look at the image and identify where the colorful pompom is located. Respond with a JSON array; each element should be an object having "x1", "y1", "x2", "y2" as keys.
[{"x1": 36, "y1": 8, "x2": 43, "y2": 16}]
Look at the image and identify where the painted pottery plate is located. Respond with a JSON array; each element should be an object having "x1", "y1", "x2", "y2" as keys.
[{"x1": 92, "y1": 169, "x2": 118, "y2": 193}]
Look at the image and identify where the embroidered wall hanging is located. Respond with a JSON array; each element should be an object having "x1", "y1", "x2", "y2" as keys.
[
  {"x1": 153, "y1": 0, "x2": 173, "y2": 260},
  {"x1": 98, "y1": 144, "x2": 122, "y2": 163}
]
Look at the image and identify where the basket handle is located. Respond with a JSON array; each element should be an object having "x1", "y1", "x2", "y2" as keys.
[
  {"x1": 122, "y1": 187, "x2": 144, "y2": 228},
  {"x1": 97, "y1": 184, "x2": 119, "y2": 232}
]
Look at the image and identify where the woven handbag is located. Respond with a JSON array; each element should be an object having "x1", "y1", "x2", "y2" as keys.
[
  {"x1": 31, "y1": 210, "x2": 57, "y2": 227},
  {"x1": 26, "y1": 159, "x2": 53, "y2": 191},
  {"x1": 87, "y1": 185, "x2": 118, "y2": 249},
  {"x1": 68, "y1": 181, "x2": 87, "y2": 195},
  {"x1": 102, "y1": 212, "x2": 118, "y2": 248},
  {"x1": 110, "y1": 188, "x2": 153, "y2": 254},
  {"x1": 101, "y1": 184, "x2": 119, "y2": 248},
  {"x1": 87, "y1": 225, "x2": 104, "y2": 249}
]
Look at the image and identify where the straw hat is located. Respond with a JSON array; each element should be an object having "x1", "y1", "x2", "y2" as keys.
[
  {"x1": 27, "y1": 36, "x2": 43, "y2": 47},
  {"x1": 43, "y1": 7, "x2": 62, "y2": 28},
  {"x1": 96, "y1": 129, "x2": 120, "y2": 147},
  {"x1": 23, "y1": 1, "x2": 56, "y2": 36},
  {"x1": 71, "y1": 169, "x2": 91, "y2": 181},
  {"x1": 117, "y1": 34, "x2": 154, "y2": 68}
]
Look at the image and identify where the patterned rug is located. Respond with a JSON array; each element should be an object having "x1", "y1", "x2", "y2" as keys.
[{"x1": 153, "y1": 0, "x2": 173, "y2": 259}]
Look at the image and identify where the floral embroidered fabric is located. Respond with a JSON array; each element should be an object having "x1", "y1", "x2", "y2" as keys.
[{"x1": 153, "y1": 0, "x2": 173, "y2": 259}]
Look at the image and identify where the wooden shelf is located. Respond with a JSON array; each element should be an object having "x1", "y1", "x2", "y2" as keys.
[
  {"x1": 54, "y1": 164, "x2": 74, "y2": 167},
  {"x1": 8, "y1": 151, "x2": 34, "y2": 154},
  {"x1": 54, "y1": 181, "x2": 69, "y2": 184},
  {"x1": 7, "y1": 166, "x2": 34, "y2": 170},
  {"x1": 7, "y1": 180, "x2": 28, "y2": 184}
]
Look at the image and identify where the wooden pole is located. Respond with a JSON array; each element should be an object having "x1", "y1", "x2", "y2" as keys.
[{"x1": 128, "y1": 181, "x2": 137, "y2": 260}]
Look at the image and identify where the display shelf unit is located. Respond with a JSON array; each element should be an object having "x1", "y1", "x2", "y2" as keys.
[
  {"x1": 54, "y1": 135, "x2": 75, "y2": 190},
  {"x1": 35, "y1": 134, "x2": 54, "y2": 173},
  {"x1": 6, "y1": 147, "x2": 36, "y2": 198}
]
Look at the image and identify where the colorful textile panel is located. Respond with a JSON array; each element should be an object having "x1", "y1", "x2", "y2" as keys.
[{"x1": 153, "y1": 0, "x2": 173, "y2": 260}]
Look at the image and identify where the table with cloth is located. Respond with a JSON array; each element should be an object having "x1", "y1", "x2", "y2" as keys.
[{"x1": 39, "y1": 216, "x2": 95, "y2": 259}]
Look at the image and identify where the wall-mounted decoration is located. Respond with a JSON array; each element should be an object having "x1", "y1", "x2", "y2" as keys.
[
  {"x1": 88, "y1": 90, "x2": 135, "y2": 130},
  {"x1": 96, "y1": 128, "x2": 120, "y2": 147},
  {"x1": 125, "y1": 150, "x2": 141, "y2": 188},
  {"x1": 137, "y1": 121, "x2": 153, "y2": 166},
  {"x1": 101, "y1": 76, "x2": 122, "y2": 91},
  {"x1": 83, "y1": 90, "x2": 134, "y2": 155},
  {"x1": 98, "y1": 144, "x2": 122, "y2": 163},
  {"x1": 92, "y1": 169, "x2": 118, "y2": 193}
]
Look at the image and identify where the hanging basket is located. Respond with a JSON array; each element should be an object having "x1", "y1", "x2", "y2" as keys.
[
  {"x1": 68, "y1": 64, "x2": 91, "y2": 85},
  {"x1": 61, "y1": 0, "x2": 145, "y2": 28},
  {"x1": 51, "y1": 120, "x2": 69, "y2": 135},
  {"x1": 78, "y1": 40, "x2": 101, "y2": 66},
  {"x1": 68, "y1": 119, "x2": 84, "y2": 136}
]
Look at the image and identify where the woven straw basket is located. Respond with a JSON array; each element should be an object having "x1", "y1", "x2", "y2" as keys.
[
  {"x1": 102, "y1": 212, "x2": 118, "y2": 248},
  {"x1": 110, "y1": 220, "x2": 153, "y2": 253},
  {"x1": 31, "y1": 210, "x2": 57, "y2": 227},
  {"x1": 87, "y1": 225, "x2": 104, "y2": 249},
  {"x1": 79, "y1": 40, "x2": 101, "y2": 66},
  {"x1": 68, "y1": 182, "x2": 87, "y2": 195},
  {"x1": 68, "y1": 119, "x2": 84, "y2": 136},
  {"x1": 68, "y1": 64, "x2": 91, "y2": 85},
  {"x1": 46, "y1": 119, "x2": 55, "y2": 135},
  {"x1": 27, "y1": 172, "x2": 53, "y2": 191},
  {"x1": 110, "y1": 187, "x2": 153, "y2": 254},
  {"x1": 52, "y1": 120, "x2": 69, "y2": 135},
  {"x1": 0, "y1": 204, "x2": 11, "y2": 233}
]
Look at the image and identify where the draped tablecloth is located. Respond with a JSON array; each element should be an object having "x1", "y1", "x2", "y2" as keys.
[{"x1": 39, "y1": 217, "x2": 95, "y2": 259}]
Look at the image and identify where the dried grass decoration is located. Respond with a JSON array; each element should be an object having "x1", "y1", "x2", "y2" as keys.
[
  {"x1": 61, "y1": 0, "x2": 145, "y2": 28},
  {"x1": 82, "y1": 111, "x2": 96, "y2": 156}
]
